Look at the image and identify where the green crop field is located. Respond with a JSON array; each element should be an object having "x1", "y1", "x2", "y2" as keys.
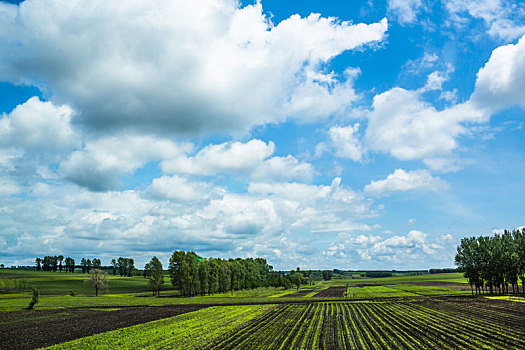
[{"x1": 210, "y1": 300, "x2": 525, "y2": 349}]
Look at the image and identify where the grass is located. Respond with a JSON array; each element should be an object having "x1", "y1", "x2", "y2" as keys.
[
  {"x1": 332, "y1": 272, "x2": 468, "y2": 286},
  {"x1": 41, "y1": 304, "x2": 276, "y2": 350},
  {"x1": 0, "y1": 270, "x2": 157, "y2": 295},
  {"x1": 486, "y1": 296, "x2": 525, "y2": 303}
]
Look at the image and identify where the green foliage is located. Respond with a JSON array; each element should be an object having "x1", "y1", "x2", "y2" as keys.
[
  {"x1": 89, "y1": 269, "x2": 108, "y2": 296},
  {"x1": 169, "y1": 251, "x2": 273, "y2": 297},
  {"x1": 455, "y1": 228, "x2": 525, "y2": 294},
  {"x1": 26, "y1": 286, "x2": 39, "y2": 310},
  {"x1": 144, "y1": 256, "x2": 164, "y2": 296}
]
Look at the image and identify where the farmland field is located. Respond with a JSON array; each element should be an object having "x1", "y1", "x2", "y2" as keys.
[
  {"x1": 2, "y1": 271, "x2": 525, "y2": 349},
  {"x1": 211, "y1": 299, "x2": 525, "y2": 349}
]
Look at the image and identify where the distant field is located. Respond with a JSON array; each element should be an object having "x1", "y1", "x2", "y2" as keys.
[
  {"x1": 0, "y1": 270, "x2": 156, "y2": 295},
  {"x1": 332, "y1": 272, "x2": 468, "y2": 286}
]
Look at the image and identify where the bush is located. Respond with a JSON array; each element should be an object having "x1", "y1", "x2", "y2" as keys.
[{"x1": 27, "y1": 286, "x2": 39, "y2": 310}]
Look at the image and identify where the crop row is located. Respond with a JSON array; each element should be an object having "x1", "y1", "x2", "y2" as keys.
[
  {"x1": 44, "y1": 305, "x2": 275, "y2": 349},
  {"x1": 211, "y1": 300, "x2": 525, "y2": 349}
]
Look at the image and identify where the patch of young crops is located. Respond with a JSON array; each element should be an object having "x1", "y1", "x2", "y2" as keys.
[
  {"x1": 43, "y1": 305, "x2": 275, "y2": 350},
  {"x1": 211, "y1": 300, "x2": 525, "y2": 349}
]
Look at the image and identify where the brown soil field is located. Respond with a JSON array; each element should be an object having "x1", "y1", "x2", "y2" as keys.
[
  {"x1": 279, "y1": 289, "x2": 312, "y2": 298},
  {"x1": 405, "y1": 280, "x2": 473, "y2": 291},
  {"x1": 0, "y1": 304, "x2": 205, "y2": 350},
  {"x1": 312, "y1": 286, "x2": 346, "y2": 297}
]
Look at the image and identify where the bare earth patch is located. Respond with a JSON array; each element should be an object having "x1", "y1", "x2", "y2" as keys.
[{"x1": 0, "y1": 304, "x2": 206, "y2": 350}]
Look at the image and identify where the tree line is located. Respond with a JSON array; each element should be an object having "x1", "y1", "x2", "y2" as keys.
[
  {"x1": 455, "y1": 228, "x2": 525, "y2": 295},
  {"x1": 35, "y1": 256, "x2": 75, "y2": 272},
  {"x1": 35, "y1": 256, "x2": 135, "y2": 276},
  {"x1": 140, "y1": 251, "x2": 311, "y2": 297}
]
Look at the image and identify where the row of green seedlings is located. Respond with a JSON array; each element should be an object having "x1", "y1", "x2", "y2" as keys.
[{"x1": 211, "y1": 301, "x2": 525, "y2": 349}]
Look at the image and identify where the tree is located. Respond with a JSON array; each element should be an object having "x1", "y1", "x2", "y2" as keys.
[
  {"x1": 111, "y1": 259, "x2": 117, "y2": 276},
  {"x1": 52, "y1": 256, "x2": 58, "y2": 272},
  {"x1": 92, "y1": 258, "x2": 102, "y2": 269},
  {"x1": 64, "y1": 257, "x2": 75, "y2": 273},
  {"x1": 26, "y1": 286, "x2": 39, "y2": 310},
  {"x1": 89, "y1": 269, "x2": 108, "y2": 296},
  {"x1": 80, "y1": 258, "x2": 88, "y2": 273},
  {"x1": 126, "y1": 258, "x2": 135, "y2": 277},
  {"x1": 42, "y1": 256, "x2": 52, "y2": 271},
  {"x1": 35, "y1": 258, "x2": 42, "y2": 271},
  {"x1": 292, "y1": 272, "x2": 305, "y2": 291},
  {"x1": 144, "y1": 256, "x2": 164, "y2": 296},
  {"x1": 322, "y1": 270, "x2": 332, "y2": 281},
  {"x1": 58, "y1": 255, "x2": 64, "y2": 272}
]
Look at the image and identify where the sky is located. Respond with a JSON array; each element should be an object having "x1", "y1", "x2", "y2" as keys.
[{"x1": 0, "y1": 0, "x2": 524, "y2": 270}]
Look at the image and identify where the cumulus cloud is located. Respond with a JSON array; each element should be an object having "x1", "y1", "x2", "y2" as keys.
[
  {"x1": 162, "y1": 139, "x2": 314, "y2": 183},
  {"x1": 144, "y1": 175, "x2": 215, "y2": 202},
  {"x1": 365, "y1": 88, "x2": 487, "y2": 161},
  {"x1": 470, "y1": 34, "x2": 525, "y2": 111},
  {"x1": 161, "y1": 139, "x2": 274, "y2": 176},
  {"x1": 387, "y1": 0, "x2": 423, "y2": 25},
  {"x1": 324, "y1": 230, "x2": 456, "y2": 267},
  {"x1": 60, "y1": 136, "x2": 188, "y2": 191},
  {"x1": 444, "y1": 0, "x2": 525, "y2": 41},
  {"x1": 0, "y1": 97, "x2": 78, "y2": 154},
  {"x1": 251, "y1": 156, "x2": 315, "y2": 182},
  {"x1": 364, "y1": 169, "x2": 450, "y2": 196},
  {"x1": 328, "y1": 123, "x2": 364, "y2": 161},
  {"x1": 0, "y1": 0, "x2": 388, "y2": 135}
]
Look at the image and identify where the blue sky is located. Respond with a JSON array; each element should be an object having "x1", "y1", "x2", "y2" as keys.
[{"x1": 0, "y1": 0, "x2": 524, "y2": 270}]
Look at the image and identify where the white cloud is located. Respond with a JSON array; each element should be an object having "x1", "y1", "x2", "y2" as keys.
[
  {"x1": 144, "y1": 175, "x2": 214, "y2": 202},
  {"x1": 387, "y1": 0, "x2": 423, "y2": 25},
  {"x1": 60, "y1": 136, "x2": 188, "y2": 191},
  {"x1": 329, "y1": 123, "x2": 364, "y2": 161},
  {"x1": 364, "y1": 169, "x2": 450, "y2": 196},
  {"x1": 420, "y1": 64, "x2": 454, "y2": 92},
  {"x1": 444, "y1": 0, "x2": 525, "y2": 41},
  {"x1": 366, "y1": 88, "x2": 487, "y2": 160},
  {"x1": 324, "y1": 230, "x2": 455, "y2": 267},
  {"x1": 161, "y1": 139, "x2": 274, "y2": 176},
  {"x1": 0, "y1": 0, "x2": 388, "y2": 135},
  {"x1": 470, "y1": 34, "x2": 525, "y2": 111},
  {"x1": 0, "y1": 178, "x2": 21, "y2": 196},
  {"x1": 251, "y1": 156, "x2": 315, "y2": 182},
  {"x1": 0, "y1": 97, "x2": 78, "y2": 154}
]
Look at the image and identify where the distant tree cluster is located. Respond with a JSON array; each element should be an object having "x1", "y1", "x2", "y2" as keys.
[
  {"x1": 365, "y1": 271, "x2": 393, "y2": 278},
  {"x1": 168, "y1": 251, "x2": 303, "y2": 297},
  {"x1": 455, "y1": 229, "x2": 525, "y2": 295},
  {"x1": 80, "y1": 258, "x2": 101, "y2": 273},
  {"x1": 428, "y1": 268, "x2": 458, "y2": 274},
  {"x1": 35, "y1": 256, "x2": 74, "y2": 272},
  {"x1": 322, "y1": 270, "x2": 333, "y2": 281},
  {"x1": 116, "y1": 257, "x2": 135, "y2": 277}
]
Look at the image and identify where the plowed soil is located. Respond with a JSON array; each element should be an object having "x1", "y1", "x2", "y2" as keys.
[
  {"x1": 405, "y1": 280, "x2": 473, "y2": 290},
  {"x1": 312, "y1": 286, "x2": 346, "y2": 298},
  {"x1": 0, "y1": 304, "x2": 205, "y2": 350}
]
